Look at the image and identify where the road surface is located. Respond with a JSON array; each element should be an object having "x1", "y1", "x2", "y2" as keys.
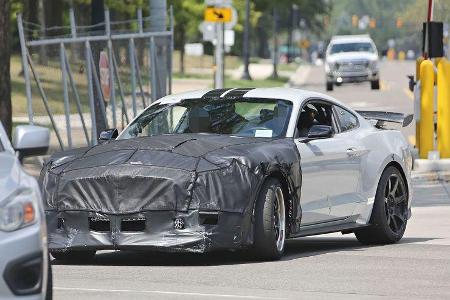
[{"x1": 52, "y1": 61, "x2": 450, "y2": 300}]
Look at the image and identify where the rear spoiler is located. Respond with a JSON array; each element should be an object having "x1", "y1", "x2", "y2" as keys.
[{"x1": 356, "y1": 111, "x2": 414, "y2": 128}]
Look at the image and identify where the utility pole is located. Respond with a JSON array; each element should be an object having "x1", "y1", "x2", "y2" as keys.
[
  {"x1": 214, "y1": 22, "x2": 225, "y2": 88},
  {"x1": 241, "y1": 0, "x2": 251, "y2": 80},
  {"x1": 149, "y1": 0, "x2": 167, "y2": 100}
]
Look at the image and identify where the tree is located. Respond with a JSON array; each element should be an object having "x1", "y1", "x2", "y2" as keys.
[
  {"x1": 0, "y1": 0, "x2": 11, "y2": 139},
  {"x1": 91, "y1": 0, "x2": 108, "y2": 137},
  {"x1": 167, "y1": 0, "x2": 203, "y2": 74}
]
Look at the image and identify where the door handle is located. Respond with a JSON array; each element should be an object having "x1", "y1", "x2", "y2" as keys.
[{"x1": 346, "y1": 147, "x2": 358, "y2": 157}]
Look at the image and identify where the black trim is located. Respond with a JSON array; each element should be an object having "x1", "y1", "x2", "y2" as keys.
[
  {"x1": 3, "y1": 251, "x2": 43, "y2": 296},
  {"x1": 222, "y1": 88, "x2": 255, "y2": 99},
  {"x1": 292, "y1": 221, "x2": 368, "y2": 238},
  {"x1": 333, "y1": 105, "x2": 360, "y2": 134}
]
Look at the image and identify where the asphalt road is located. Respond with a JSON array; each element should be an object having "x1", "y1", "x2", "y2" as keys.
[{"x1": 52, "y1": 61, "x2": 450, "y2": 300}]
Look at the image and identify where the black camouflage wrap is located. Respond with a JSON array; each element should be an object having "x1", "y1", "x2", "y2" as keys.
[{"x1": 40, "y1": 133, "x2": 302, "y2": 253}]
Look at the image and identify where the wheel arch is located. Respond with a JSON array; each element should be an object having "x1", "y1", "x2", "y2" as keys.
[
  {"x1": 252, "y1": 168, "x2": 300, "y2": 237},
  {"x1": 383, "y1": 160, "x2": 409, "y2": 200}
]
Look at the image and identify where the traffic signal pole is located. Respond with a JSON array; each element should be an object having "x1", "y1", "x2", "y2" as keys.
[
  {"x1": 241, "y1": 0, "x2": 251, "y2": 80},
  {"x1": 214, "y1": 22, "x2": 225, "y2": 88}
]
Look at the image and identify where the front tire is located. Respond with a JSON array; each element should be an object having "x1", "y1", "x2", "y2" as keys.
[
  {"x1": 355, "y1": 166, "x2": 408, "y2": 244},
  {"x1": 326, "y1": 81, "x2": 333, "y2": 91},
  {"x1": 51, "y1": 250, "x2": 96, "y2": 262},
  {"x1": 371, "y1": 79, "x2": 380, "y2": 90},
  {"x1": 253, "y1": 178, "x2": 286, "y2": 260}
]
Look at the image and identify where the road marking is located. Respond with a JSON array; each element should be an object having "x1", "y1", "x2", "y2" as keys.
[
  {"x1": 380, "y1": 80, "x2": 390, "y2": 91},
  {"x1": 403, "y1": 88, "x2": 414, "y2": 101},
  {"x1": 54, "y1": 287, "x2": 287, "y2": 299}
]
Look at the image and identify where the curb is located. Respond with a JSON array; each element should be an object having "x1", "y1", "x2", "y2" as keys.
[{"x1": 414, "y1": 159, "x2": 450, "y2": 173}]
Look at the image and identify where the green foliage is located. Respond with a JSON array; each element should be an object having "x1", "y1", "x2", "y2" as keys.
[{"x1": 326, "y1": 0, "x2": 418, "y2": 50}]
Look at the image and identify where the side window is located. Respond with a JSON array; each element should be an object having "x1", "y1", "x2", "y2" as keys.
[
  {"x1": 335, "y1": 106, "x2": 358, "y2": 132},
  {"x1": 296, "y1": 101, "x2": 333, "y2": 137}
]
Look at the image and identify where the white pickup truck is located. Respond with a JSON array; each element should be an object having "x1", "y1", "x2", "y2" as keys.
[{"x1": 325, "y1": 35, "x2": 380, "y2": 91}]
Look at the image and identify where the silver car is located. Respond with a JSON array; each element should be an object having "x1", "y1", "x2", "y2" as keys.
[
  {"x1": 0, "y1": 122, "x2": 52, "y2": 300},
  {"x1": 325, "y1": 35, "x2": 380, "y2": 91}
]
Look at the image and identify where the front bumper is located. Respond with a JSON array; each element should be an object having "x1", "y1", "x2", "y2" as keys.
[
  {"x1": 46, "y1": 210, "x2": 252, "y2": 253},
  {"x1": 0, "y1": 224, "x2": 46, "y2": 300},
  {"x1": 327, "y1": 68, "x2": 379, "y2": 83}
]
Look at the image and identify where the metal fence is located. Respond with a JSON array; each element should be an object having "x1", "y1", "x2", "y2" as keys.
[{"x1": 17, "y1": 8, "x2": 173, "y2": 150}]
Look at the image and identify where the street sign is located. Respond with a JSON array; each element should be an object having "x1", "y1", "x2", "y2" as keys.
[
  {"x1": 204, "y1": 7, "x2": 232, "y2": 23},
  {"x1": 185, "y1": 43, "x2": 204, "y2": 56}
]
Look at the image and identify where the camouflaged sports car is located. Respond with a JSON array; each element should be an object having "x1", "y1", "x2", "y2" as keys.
[{"x1": 40, "y1": 87, "x2": 413, "y2": 260}]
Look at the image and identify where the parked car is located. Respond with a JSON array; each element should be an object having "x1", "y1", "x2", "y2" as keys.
[
  {"x1": 40, "y1": 88, "x2": 412, "y2": 261},
  {"x1": 325, "y1": 35, "x2": 380, "y2": 91},
  {"x1": 0, "y1": 122, "x2": 52, "y2": 299}
]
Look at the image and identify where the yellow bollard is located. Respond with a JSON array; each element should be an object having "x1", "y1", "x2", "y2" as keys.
[
  {"x1": 398, "y1": 51, "x2": 406, "y2": 61},
  {"x1": 415, "y1": 57, "x2": 425, "y2": 149},
  {"x1": 416, "y1": 56, "x2": 424, "y2": 81},
  {"x1": 437, "y1": 58, "x2": 450, "y2": 158},
  {"x1": 419, "y1": 60, "x2": 435, "y2": 159}
]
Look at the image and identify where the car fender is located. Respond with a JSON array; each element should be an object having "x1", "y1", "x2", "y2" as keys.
[{"x1": 354, "y1": 129, "x2": 411, "y2": 225}]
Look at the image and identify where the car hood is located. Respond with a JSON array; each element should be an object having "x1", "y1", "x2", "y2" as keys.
[
  {"x1": 40, "y1": 134, "x2": 301, "y2": 214},
  {"x1": 327, "y1": 51, "x2": 377, "y2": 63},
  {"x1": 0, "y1": 152, "x2": 22, "y2": 205}
]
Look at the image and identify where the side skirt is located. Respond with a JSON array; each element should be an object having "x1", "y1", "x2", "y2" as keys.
[{"x1": 288, "y1": 221, "x2": 369, "y2": 239}]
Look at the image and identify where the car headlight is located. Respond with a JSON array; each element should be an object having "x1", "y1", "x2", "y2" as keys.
[
  {"x1": 0, "y1": 189, "x2": 37, "y2": 232},
  {"x1": 369, "y1": 60, "x2": 379, "y2": 70}
]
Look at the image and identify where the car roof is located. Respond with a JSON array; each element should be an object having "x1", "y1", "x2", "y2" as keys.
[
  {"x1": 330, "y1": 34, "x2": 374, "y2": 44},
  {"x1": 156, "y1": 87, "x2": 346, "y2": 107}
]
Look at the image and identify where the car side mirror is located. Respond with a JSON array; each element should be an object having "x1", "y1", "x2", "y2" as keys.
[
  {"x1": 99, "y1": 128, "x2": 118, "y2": 143},
  {"x1": 13, "y1": 125, "x2": 50, "y2": 162},
  {"x1": 302, "y1": 125, "x2": 334, "y2": 143},
  {"x1": 407, "y1": 75, "x2": 415, "y2": 92}
]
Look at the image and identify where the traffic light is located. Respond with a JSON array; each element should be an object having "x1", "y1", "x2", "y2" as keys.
[
  {"x1": 369, "y1": 18, "x2": 376, "y2": 28},
  {"x1": 352, "y1": 15, "x2": 358, "y2": 27},
  {"x1": 396, "y1": 18, "x2": 403, "y2": 28}
]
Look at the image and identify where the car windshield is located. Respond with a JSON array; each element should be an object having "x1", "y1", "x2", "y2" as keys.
[
  {"x1": 118, "y1": 98, "x2": 293, "y2": 140},
  {"x1": 330, "y1": 42, "x2": 375, "y2": 54}
]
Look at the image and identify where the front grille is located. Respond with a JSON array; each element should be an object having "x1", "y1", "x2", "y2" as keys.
[
  {"x1": 89, "y1": 217, "x2": 110, "y2": 232},
  {"x1": 121, "y1": 217, "x2": 146, "y2": 232},
  {"x1": 337, "y1": 60, "x2": 369, "y2": 71}
]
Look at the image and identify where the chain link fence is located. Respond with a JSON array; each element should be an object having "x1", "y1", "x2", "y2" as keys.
[{"x1": 17, "y1": 8, "x2": 173, "y2": 150}]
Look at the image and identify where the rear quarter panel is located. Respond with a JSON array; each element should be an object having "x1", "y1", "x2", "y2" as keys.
[{"x1": 353, "y1": 126, "x2": 412, "y2": 225}]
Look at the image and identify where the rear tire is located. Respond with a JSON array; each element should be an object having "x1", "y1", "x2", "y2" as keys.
[
  {"x1": 253, "y1": 178, "x2": 286, "y2": 260},
  {"x1": 371, "y1": 79, "x2": 380, "y2": 90},
  {"x1": 355, "y1": 166, "x2": 408, "y2": 244},
  {"x1": 51, "y1": 250, "x2": 96, "y2": 262},
  {"x1": 326, "y1": 81, "x2": 333, "y2": 91}
]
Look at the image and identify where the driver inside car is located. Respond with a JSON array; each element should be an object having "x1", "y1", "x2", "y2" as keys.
[{"x1": 297, "y1": 105, "x2": 318, "y2": 137}]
